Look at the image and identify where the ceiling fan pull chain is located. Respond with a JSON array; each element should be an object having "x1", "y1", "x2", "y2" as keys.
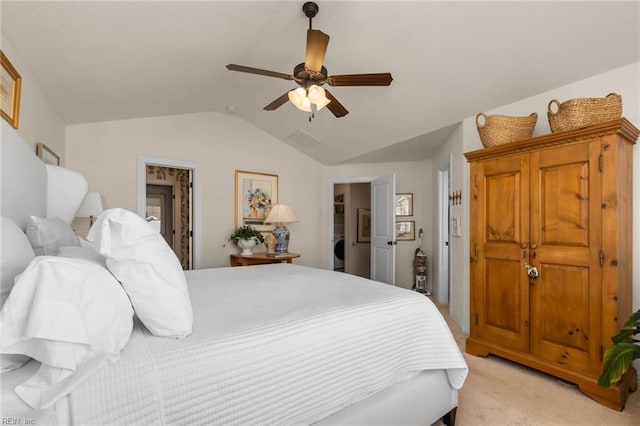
[{"x1": 310, "y1": 103, "x2": 318, "y2": 122}]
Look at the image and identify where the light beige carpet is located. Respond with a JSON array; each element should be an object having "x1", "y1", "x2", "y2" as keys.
[{"x1": 432, "y1": 300, "x2": 640, "y2": 425}]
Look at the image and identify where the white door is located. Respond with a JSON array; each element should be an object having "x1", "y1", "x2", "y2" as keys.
[
  {"x1": 437, "y1": 167, "x2": 450, "y2": 303},
  {"x1": 371, "y1": 175, "x2": 396, "y2": 284}
]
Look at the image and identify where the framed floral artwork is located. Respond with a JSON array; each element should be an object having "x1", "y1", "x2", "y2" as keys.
[
  {"x1": 234, "y1": 170, "x2": 278, "y2": 232},
  {"x1": 1, "y1": 50, "x2": 22, "y2": 129}
]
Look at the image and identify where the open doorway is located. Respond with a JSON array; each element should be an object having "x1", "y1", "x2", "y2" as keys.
[
  {"x1": 137, "y1": 155, "x2": 202, "y2": 270},
  {"x1": 328, "y1": 175, "x2": 396, "y2": 285},
  {"x1": 145, "y1": 166, "x2": 191, "y2": 269},
  {"x1": 333, "y1": 182, "x2": 371, "y2": 278},
  {"x1": 146, "y1": 183, "x2": 174, "y2": 248}
]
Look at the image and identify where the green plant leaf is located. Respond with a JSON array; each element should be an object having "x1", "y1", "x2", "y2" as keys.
[
  {"x1": 611, "y1": 328, "x2": 634, "y2": 344},
  {"x1": 598, "y1": 342, "x2": 636, "y2": 387},
  {"x1": 628, "y1": 310, "x2": 640, "y2": 326},
  {"x1": 230, "y1": 225, "x2": 265, "y2": 244}
]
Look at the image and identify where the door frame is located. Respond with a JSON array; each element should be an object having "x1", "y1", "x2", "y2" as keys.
[
  {"x1": 327, "y1": 175, "x2": 396, "y2": 284},
  {"x1": 137, "y1": 155, "x2": 202, "y2": 269},
  {"x1": 436, "y1": 155, "x2": 452, "y2": 303},
  {"x1": 326, "y1": 176, "x2": 377, "y2": 271}
]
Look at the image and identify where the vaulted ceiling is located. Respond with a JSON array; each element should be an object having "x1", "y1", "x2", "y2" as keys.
[{"x1": 2, "y1": 1, "x2": 638, "y2": 164}]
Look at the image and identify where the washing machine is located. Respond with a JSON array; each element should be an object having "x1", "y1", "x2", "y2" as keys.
[{"x1": 334, "y1": 234, "x2": 345, "y2": 270}]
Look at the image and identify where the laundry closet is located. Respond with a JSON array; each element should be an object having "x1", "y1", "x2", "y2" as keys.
[{"x1": 333, "y1": 183, "x2": 371, "y2": 278}]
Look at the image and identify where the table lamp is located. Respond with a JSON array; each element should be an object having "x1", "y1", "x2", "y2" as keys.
[
  {"x1": 77, "y1": 192, "x2": 104, "y2": 226},
  {"x1": 264, "y1": 204, "x2": 298, "y2": 253}
]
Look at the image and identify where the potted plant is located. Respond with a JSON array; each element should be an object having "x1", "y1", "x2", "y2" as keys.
[
  {"x1": 230, "y1": 225, "x2": 264, "y2": 256},
  {"x1": 598, "y1": 309, "x2": 640, "y2": 387}
]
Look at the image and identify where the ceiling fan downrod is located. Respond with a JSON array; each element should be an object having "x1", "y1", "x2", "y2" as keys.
[{"x1": 303, "y1": 2, "x2": 319, "y2": 30}]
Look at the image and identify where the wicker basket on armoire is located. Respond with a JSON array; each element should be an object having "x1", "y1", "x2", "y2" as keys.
[
  {"x1": 475, "y1": 112, "x2": 538, "y2": 148},
  {"x1": 547, "y1": 93, "x2": 622, "y2": 132}
]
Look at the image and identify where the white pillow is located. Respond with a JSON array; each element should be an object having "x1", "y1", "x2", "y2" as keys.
[
  {"x1": 87, "y1": 208, "x2": 193, "y2": 338},
  {"x1": 25, "y1": 216, "x2": 79, "y2": 255},
  {"x1": 0, "y1": 256, "x2": 134, "y2": 409},
  {"x1": 0, "y1": 217, "x2": 35, "y2": 372},
  {"x1": 1, "y1": 217, "x2": 35, "y2": 303},
  {"x1": 56, "y1": 245, "x2": 107, "y2": 267}
]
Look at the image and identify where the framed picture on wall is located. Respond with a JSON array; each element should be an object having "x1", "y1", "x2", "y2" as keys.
[
  {"x1": 396, "y1": 221, "x2": 415, "y2": 241},
  {"x1": 357, "y1": 208, "x2": 371, "y2": 243},
  {"x1": 395, "y1": 193, "x2": 413, "y2": 216},
  {"x1": 1, "y1": 50, "x2": 21, "y2": 129},
  {"x1": 234, "y1": 170, "x2": 278, "y2": 232},
  {"x1": 36, "y1": 143, "x2": 60, "y2": 166}
]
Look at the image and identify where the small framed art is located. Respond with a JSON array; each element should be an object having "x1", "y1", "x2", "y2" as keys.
[
  {"x1": 1, "y1": 51, "x2": 22, "y2": 129},
  {"x1": 36, "y1": 143, "x2": 60, "y2": 166},
  {"x1": 395, "y1": 193, "x2": 413, "y2": 216},
  {"x1": 396, "y1": 221, "x2": 415, "y2": 241},
  {"x1": 234, "y1": 170, "x2": 278, "y2": 232}
]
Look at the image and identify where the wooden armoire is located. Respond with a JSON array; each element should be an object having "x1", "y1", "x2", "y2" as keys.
[{"x1": 465, "y1": 118, "x2": 638, "y2": 411}]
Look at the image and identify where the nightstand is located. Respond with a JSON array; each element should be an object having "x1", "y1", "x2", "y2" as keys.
[{"x1": 229, "y1": 252, "x2": 300, "y2": 267}]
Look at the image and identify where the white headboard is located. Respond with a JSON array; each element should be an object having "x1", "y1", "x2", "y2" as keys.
[
  {"x1": 1, "y1": 122, "x2": 88, "y2": 229},
  {"x1": 46, "y1": 164, "x2": 88, "y2": 224}
]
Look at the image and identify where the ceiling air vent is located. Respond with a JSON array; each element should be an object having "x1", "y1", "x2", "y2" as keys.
[{"x1": 288, "y1": 129, "x2": 322, "y2": 149}]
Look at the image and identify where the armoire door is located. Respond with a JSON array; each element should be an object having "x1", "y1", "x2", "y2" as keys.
[
  {"x1": 529, "y1": 140, "x2": 603, "y2": 375},
  {"x1": 471, "y1": 154, "x2": 530, "y2": 352}
]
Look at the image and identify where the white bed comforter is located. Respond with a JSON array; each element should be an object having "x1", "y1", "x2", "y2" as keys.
[{"x1": 68, "y1": 264, "x2": 467, "y2": 425}]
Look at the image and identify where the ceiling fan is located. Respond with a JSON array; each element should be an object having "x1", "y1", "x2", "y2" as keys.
[{"x1": 226, "y1": 1, "x2": 393, "y2": 119}]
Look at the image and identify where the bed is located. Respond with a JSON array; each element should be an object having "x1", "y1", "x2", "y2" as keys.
[{"x1": 0, "y1": 121, "x2": 467, "y2": 425}]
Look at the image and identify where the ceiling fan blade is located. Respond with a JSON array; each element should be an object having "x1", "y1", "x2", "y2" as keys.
[
  {"x1": 327, "y1": 73, "x2": 393, "y2": 86},
  {"x1": 324, "y1": 90, "x2": 349, "y2": 118},
  {"x1": 226, "y1": 64, "x2": 294, "y2": 81},
  {"x1": 305, "y1": 30, "x2": 330, "y2": 73},
  {"x1": 263, "y1": 92, "x2": 291, "y2": 111}
]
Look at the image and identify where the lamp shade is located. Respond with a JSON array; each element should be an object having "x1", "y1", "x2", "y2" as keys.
[
  {"x1": 307, "y1": 85, "x2": 330, "y2": 111},
  {"x1": 288, "y1": 88, "x2": 312, "y2": 112},
  {"x1": 76, "y1": 192, "x2": 104, "y2": 218},
  {"x1": 288, "y1": 85, "x2": 330, "y2": 113},
  {"x1": 264, "y1": 204, "x2": 298, "y2": 224}
]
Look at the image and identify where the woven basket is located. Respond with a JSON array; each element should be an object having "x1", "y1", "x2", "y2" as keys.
[
  {"x1": 547, "y1": 93, "x2": 622, "y2": 133},
  {"x1": 475, "y1": 112, "x2": 538, "y2": 148}
]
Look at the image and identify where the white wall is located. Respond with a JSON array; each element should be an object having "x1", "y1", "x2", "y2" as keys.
[
  {"x1": 65, "y1": 111, "x2": 326, "y2": 269},
  {"x1": 0, "y1": 36, "x2": 65, "y2": 162},
  {"x1": 324, "y1": 160, "x2": 433, "y2": 290},
  {"x1": 438, "y1": 62, "x2": 640, "y2": 333},
  {"x1": 65, "y1": 111, "x2": 435, "y2": 290}
]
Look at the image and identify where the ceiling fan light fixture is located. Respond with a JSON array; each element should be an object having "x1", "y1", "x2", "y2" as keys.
[
  {"x1": 307, "y1": 84, "x2": 330, "y2": 111},
  {"x1": 288, "y1": 87, "x2": 312, "y2": 112},
  {"x1": 227, "y1": 1, "x2": 392, "y2": 119},
  {"x1": 288, "y1": 85, "x2": 330, "y2": 113},
  {"x1": 302, "y1": 97, "x2": 312, "y2": 111}
]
